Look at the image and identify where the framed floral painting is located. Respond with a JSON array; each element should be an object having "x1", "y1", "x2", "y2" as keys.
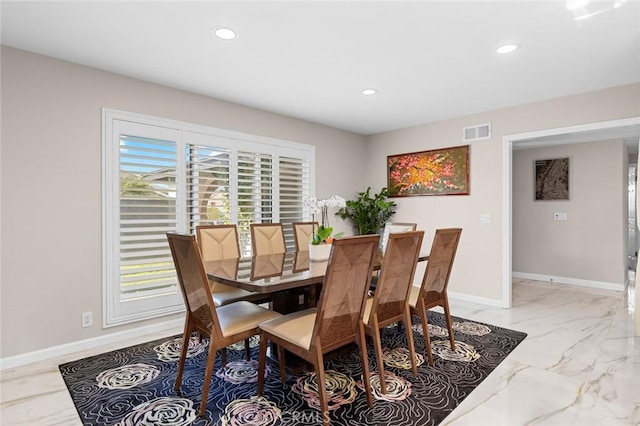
[{"x1": 387, "y1": 145, "x2": 470, "y2": 197}]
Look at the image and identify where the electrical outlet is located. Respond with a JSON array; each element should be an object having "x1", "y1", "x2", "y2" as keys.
[{"x1": 81, "y1": 311, "x2": 93, "y2": 328}]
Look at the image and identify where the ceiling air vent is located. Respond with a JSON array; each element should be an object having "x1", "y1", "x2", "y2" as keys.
[{"x1": 463, "y1": 123, "x2": 491, "y2": 142}]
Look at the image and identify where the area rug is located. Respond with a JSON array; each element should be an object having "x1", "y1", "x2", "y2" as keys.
[{"x1": 59, "y1": 312, "x2": 526, "y2": 425}]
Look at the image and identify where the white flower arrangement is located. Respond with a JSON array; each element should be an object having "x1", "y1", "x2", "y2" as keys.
[{"x1": 302, "y1": 194, "x2": 346, "y2": 244}]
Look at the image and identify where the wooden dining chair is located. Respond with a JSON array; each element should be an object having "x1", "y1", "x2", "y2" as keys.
[
  {"x1": 408, "y1": 228, "x2": 462, "y2": 365},
  {"x1": 250, "y1": 223, "x2": 286, "y2": 255},
  {"x1": 196, "y1": 225, "x2": 269, "y2": 307},
  {"x1": 292, "y1": 221, "x2": 318, "y2": 251},
  {"x1": 257, "y1": 235, "x2": 379, "y2": 426},
  {"x1": 166, "y1": 232, "x2": 282, "y2": 417},
  {"x1": 362, "y1": 230, "x2": 424, "y2": 394}
]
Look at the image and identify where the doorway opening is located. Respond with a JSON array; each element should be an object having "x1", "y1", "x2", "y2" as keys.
[{"x1": 502, "y1": 116, "x2": 640, "y2": 308}]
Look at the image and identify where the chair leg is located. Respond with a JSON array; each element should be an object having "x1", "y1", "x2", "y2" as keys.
[
  {"x1": 257, "y1": 333, "x2": 268, "y2": 397},
  {"x1": 403, "y1": 309, "x2": 418, "y2": 376},
  {"x1": 174, "y1": 316, "x2": 193, "y2": 392},
  {"x1": 221, "y1": 347, "x2": 227, "y2": 367},
  {"x1": 358, "y1": 321, "x2": 374, "y2": 408},
  {"x1": 442, "y1": 296, "x2": 456, "y2": 350},
  {"x1": 417, "y1": 302, "x2": 434, "y2": 366},
  {"x1": 312, "y1": 346, "x2": 330, "y2": 426},
  {"x1": 370, "y1": 316, "x2": 387, "y2": 394},
  {"x1": 199, "y1": 343, "x2": 218, "y2": 417},
  {"x1": 244, "y1": 338, "x2": 251, "y2": 361},
  {"x1": 277, "y1": 345, "x2": 287, "y2": 384}
]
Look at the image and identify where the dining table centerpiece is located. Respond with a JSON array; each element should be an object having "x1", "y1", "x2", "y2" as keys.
[{"x1": 303, "y1": 194, "x2": 346, "y2": 261}]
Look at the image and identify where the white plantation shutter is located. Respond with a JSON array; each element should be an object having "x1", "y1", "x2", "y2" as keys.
[
  {"x1": 104, "y1": 119, "x2": 185, "y2": 325},
  {"x1": 104, "y1": 110, "x2": 314, "y2": 326},
  {"x1": 119, "y1": 135, "x2": 179, "y2": 301},
  {"x1": 279, "y1": 155, "x2": 310, "y2": 250},
  {"x1": 237, "y1": 150, "x2": 274, "y2": 255},
  {"x1": 186, "y1": 144, "x2": 231, "y2": 231}
]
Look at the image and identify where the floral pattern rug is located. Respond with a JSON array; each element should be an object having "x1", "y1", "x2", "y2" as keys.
[{"x1": 59, "y1": 312, "x2": 526, "y2": 425}]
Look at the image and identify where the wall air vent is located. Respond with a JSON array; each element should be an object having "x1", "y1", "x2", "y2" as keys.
[{"x1": 463, "y1": 123, "x2": 491, "y2": 142}]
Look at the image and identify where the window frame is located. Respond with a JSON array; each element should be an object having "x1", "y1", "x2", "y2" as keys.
[{"x1": 102, "y1": 108, "x2": 315, "y2": 327}]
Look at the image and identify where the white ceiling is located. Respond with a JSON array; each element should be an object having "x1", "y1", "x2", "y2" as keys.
[{"x1": 1, "y1": 1, "x2": 639, "y2": 136}]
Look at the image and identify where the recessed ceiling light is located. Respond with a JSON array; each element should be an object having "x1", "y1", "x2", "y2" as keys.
[
  {"x1": 213, "y1": 27, "x2": 237, "y2": 40},
  {"x1": 361, "y1": 88, "x2": 377, "y2": 96},
  {"x1": 496, "y1": 44, "x2": 519, "y2": 54}
]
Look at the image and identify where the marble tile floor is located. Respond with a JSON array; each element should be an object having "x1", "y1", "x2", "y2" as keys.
[{"x1": 1, "y1": 279, "x2": 638, "y2": 425}]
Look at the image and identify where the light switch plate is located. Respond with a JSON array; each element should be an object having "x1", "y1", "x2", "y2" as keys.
[
  {"x1": 553, "y1": 212, "x2": 568, "y2": 221},
  {"x1": 480, "y1": 213, "x2": 492, "y2": 224}
]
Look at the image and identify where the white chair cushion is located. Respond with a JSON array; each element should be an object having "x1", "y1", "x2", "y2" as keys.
[
  {"x1": 217, "y1": 301, "x2": 282, "y2": 337},
  {"x1": 258, "y1": 308, "x2": 317, "y2": 350},
  {"x1": 210, "y1": 282, "x2": 264, "y2": 306}
]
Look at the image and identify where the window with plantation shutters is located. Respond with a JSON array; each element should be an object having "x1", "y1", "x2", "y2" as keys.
[{"x1": 103, "y1": 110, "x2": 314, "y2": 326}]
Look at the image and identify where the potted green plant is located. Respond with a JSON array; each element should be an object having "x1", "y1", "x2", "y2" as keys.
[{"x1": 336, "y1": 187, "x2": 397, "y2": 235}]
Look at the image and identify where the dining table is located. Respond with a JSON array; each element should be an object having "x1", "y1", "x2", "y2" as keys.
[{"x1": 204, "y1": 250, "x2": 429, "y2": 314}]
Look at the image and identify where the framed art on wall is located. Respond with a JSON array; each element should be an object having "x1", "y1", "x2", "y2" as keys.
[
  {"x1": 387, "y1": 145, "x2": 469, "y2": 197},
  {"x1": 535, "y1": 157, "x2": 569, "y2": 200}
]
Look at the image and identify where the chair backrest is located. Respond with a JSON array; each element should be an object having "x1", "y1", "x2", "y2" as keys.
[
  {"x1": 380, "y1": 222, "x2": 417, "y2": 254},
  {"x1": 420, "y1": 228, "x2": 462, "y2": 296},
  {"x1": 166, "y1": 233, "x2": 222, "y2": 337},
  {"x1": 196, "y1": 225, "x2": 241, "y2": 261},
  {"x1": 250, "y1": 223, "x2": 286, "y2": 255},
  {"x1": 368, "y1": 230, "x2": 424, "y2": 324},
  {"x1": 312, "y1": 234, "x2": 379, "y2": 352},
  {"x1": 292, "y1": 222, "x2": 318, "y2": 251}
]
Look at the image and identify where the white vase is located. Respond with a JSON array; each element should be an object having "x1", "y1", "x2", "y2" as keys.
[{"x1": 308, "y1": 243, "x2": 332, "y2": 261}]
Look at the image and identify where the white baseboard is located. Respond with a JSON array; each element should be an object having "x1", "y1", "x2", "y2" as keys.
[
  {"x1": 512, "y1": 272, "x2": 624, "y2": 292},
  {"x1": 0, "y1": 318, "x2": 184, "y2": 371},
  {"x1": 448, "y1": 291, "x2": 506, "y2": 308}
]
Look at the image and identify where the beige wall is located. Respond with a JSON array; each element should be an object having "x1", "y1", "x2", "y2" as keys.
[
  {"x1": 0, "y1": 46, "x2": 367, "y2": 358},
  {"x1": 2, "y1": 44, "x2": 639, "y2": 360},
  {"x1": 365, "y1": 83, "x2": 640, "y2": 302},
  {"x1": 512, "y1": 140, "x2": 627, "y2": 286}
]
